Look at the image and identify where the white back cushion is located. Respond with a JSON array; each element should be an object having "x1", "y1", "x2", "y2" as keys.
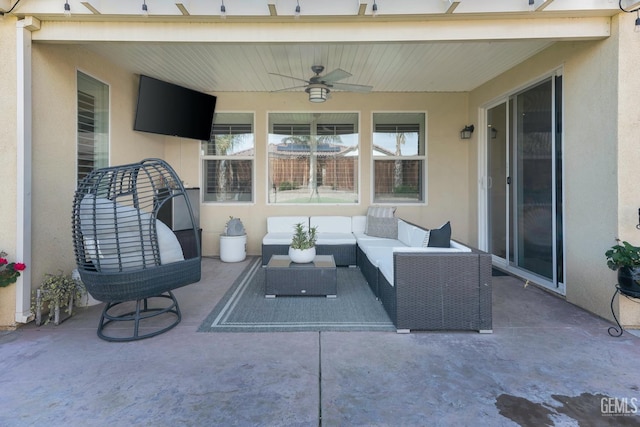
[
  {"x1": 351, "y1": 216, "x2": 367, "y2": 234},
  {"x1": 310, "y1": 216, "x2": 352, "y2": 234},
  {"x1": 267, "y1": 216, "x2": 309, "y2": 233},
  {"x1": 397, "y1": 220, "x2": 414, "y2": 247}
]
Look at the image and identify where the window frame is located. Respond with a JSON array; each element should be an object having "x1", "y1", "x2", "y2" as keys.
[
  {"x1": 201, "y1": 112, "x2": 256, "y2": 204},
  {"x1": 267, "y1": 111, "x2": 361, "y2": 206},
  {"x1": 76, "y1": 70, "x2": 110, "y2": 184},
  {"x1": 371, "y1": 111, "x2": 428, "y2": 205}
]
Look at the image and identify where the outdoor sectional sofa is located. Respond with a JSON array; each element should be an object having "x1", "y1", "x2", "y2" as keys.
[{"x1": 261, "y1": 215, "x2": 492, "y2": 333}]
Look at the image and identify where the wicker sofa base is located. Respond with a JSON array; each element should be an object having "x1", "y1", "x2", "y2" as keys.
[{"x1": 371, "y1": 251, "x2": 492, "y2": 333}]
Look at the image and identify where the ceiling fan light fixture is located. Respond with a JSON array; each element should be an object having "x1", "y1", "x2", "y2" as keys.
[{"x1": 306, "y1": 85, "x2": 328, "y2": 103}]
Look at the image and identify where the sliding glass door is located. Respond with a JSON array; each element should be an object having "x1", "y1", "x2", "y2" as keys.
[{"x1": 486, "y1": 75, "x2": 563, "y2": 291}]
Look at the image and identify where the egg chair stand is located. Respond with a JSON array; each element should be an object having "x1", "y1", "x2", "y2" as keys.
[
  {"x1": 97, "y1": 292, "x2": 181, "y2": 342},
  {"x1": 72, "y1": 158, "x2": 201, "y2": 342}
]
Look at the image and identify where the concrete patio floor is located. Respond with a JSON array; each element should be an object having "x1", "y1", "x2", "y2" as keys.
[{"x1": 1, "y1": 257, "x2": 640, "y2": 427}]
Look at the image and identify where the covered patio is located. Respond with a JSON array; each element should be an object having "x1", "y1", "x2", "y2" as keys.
[{"x1": 1, "y1": 257, "x2": 638, "y2": 426}]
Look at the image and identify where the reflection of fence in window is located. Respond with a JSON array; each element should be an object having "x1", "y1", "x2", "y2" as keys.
[
  {"x1": 374, "y1": 159, "x2": 423, "y2": 201},
  {"x1": 269, "y1": 142, "x2": 358, "y2": 203},
  {"x1": 202, "y1": 117, "x2": 254, "y2": 203},
  {"x1": 204, "y1": 159, "x2": 252, "y2": 202}
]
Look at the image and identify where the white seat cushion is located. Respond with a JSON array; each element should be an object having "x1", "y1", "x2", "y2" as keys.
[{"x1": 315, "y1": 232, "x2": 356, "y2": 245}]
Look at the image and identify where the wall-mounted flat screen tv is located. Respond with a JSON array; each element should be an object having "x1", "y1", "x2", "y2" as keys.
[{"x1": 134, "y1": 75, "x2": 217, "y2": 141}]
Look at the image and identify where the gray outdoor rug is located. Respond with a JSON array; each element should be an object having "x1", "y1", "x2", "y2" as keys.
[{"x1": 198, "y1": 257, "x2": 395, "y2": 332}]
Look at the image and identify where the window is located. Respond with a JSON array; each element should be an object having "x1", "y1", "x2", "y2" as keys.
[
  {"x1": 372, "y1": 112, "x2": 426, "y2": 203},
  {"x1": 268, "y1": 113, "x2": 359, "y2": 204},
  {"x1": 77, "y1": 71, "x2": 109, "y2": 182},
  {"x1": 202, "y1": 112, "x2": 254, "y2": 202}
]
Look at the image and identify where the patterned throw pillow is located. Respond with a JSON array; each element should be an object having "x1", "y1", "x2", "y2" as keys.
[{"x1": 365, "y1": 206, "x2": 398, "y2": 239}]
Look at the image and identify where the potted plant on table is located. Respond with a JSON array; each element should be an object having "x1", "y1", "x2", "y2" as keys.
[
  {"x1": 605, "y1": 240, "x2": 640, "y2": 297},
  {"x1": 289, "y1": 222, "x2": 318, "y2": 263}
]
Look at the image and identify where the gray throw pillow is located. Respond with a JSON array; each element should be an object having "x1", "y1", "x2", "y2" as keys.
[{"x1": 365, "y1": 206, "x2": 398, "y2": 239}]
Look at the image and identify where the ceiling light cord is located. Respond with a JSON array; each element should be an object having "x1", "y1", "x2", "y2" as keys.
[
  {"x1": 141, "y1": 0, "x2": 148, "y2": 17},
  {"x1": 372, "y1": 0, "x2": 378, "y2": 17},
  {"x1": 619, "y1": 0, "x2": 640, "y2": 31},
  {"x1": 64, "y1": 0, "x2": 71, "y2": 17},
  {"x1": 294, "y1": 0, "x2": 300, "y2": 19},
  {"x1": 220, "y1": 0, "x2": 226, "y2": 19}
]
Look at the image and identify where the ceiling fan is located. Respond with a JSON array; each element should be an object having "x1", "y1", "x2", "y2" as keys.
[{"x1": 269, "y1": 65, "x2": 373, "y2": 103}]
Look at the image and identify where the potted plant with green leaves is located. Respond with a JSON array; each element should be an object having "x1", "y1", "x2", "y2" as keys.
[
  {"x1": 31, "y1": 271, "x2": 85, "y2": 326},
  {"x1": 289, "y1": 222, "x2": 318, "y2": 263},
  {"x1": 605, "y1": 239, "x2": 640, "y2": 297}
]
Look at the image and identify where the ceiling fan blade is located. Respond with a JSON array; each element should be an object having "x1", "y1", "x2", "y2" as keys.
[
  {"x1": 321, "y1": 68, "x2": 352, "y2": 83},
  {"x1": 268, "y1": 72, "x2": 310, "y2": 84},
  {"x1": 272, "y1": 85, "x2": 308, "y2": 92},
  {"x1": 330, "y1": 82, "x2": 373, "y2": 93}
]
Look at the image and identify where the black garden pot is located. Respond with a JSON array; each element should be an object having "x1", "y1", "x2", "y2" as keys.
[{"x1": 617, "y1": 267, "x2": 640, "y2": 298}]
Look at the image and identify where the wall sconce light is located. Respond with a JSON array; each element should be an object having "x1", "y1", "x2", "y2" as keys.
[
  {"x1": 295, "y1": 0, "x2": 300, "y2": 19},
  {"x1": 64, "y1": 0, "x2": 71, "y2": 17},
  {"x1": 528, "y1": 0, "x2": 535, "y2": 11},
  {"x1": 306, "y1": 85, "x2": 328, "y2": 103},
  {"x1": 460, "y1": 125, "x2": 475, "y2": 139},
  {"x1": 619, "y1": 0, "x2": 640, "y2": 32},
  {"x1": 141, "y1": 0, "x2": 149, "y2": 17},
  {"x1": 372, "y1": 1, "x2": 378, "y2": 17}
]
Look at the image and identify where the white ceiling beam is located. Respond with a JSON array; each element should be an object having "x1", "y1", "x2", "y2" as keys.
[
  {"x1": 446, "y1": 1, "x2": 461, "y2": 14},
  {"x1": 32, "y1": 17, "x2": 611, "y2": 43},
  {"x1": 536, "y1": 0, "x2": 554, "y2": 12},
  {"x1": 10, "y1": 0, "x2": 620, "y2": 17},
  {"x1": 81, "y1": 2, "x2": 100, "y2": 15},
  {"x1": 176, "y1": 3, "x2": 189, "y2": 16}
]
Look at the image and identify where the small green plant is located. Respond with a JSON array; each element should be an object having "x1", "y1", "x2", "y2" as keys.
[
  {"x1": 605, "y1": 240, "x2": 640, "y2": 270},
  {"x1": 290, "y1": 222, "x2": 318, "y2": 250},
  {"x1": 31, "y1": 271, "x2": 85, "y2": 325}
]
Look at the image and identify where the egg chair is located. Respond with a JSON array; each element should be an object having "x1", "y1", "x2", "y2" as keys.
[{"x1": 71, "y1": 158, "x2": 201, "y2": 341}]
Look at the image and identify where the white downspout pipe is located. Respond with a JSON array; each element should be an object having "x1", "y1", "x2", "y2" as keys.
[{"x1": 15, "y1": 17, "x2": 39, "y2": 324}]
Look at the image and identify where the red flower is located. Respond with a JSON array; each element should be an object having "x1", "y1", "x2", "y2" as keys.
[
  {"x1": 13, "y1": 263, "x2": 26, "y2": 271},
  {"x1": 0, "y1": 258, "x2": 7, "y2": 265}
]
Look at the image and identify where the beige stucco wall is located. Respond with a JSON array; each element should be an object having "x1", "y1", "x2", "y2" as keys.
[
  {"x1": 0, "y1": 17, "x2": 19, "y2": 327},
  {"x1": 468, "y1": 13, "x2": 640, "y2": 321},
  {"x1": 162, "y1": 91, "x2": 472, "y2": 257},
  {"x1": 28, "y1": 43, "x2": 165, "y2": 297}
]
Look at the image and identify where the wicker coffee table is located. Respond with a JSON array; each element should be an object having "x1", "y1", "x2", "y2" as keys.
[{"x1": 265, "y1": 255, "x2": 337, "y2": 298}]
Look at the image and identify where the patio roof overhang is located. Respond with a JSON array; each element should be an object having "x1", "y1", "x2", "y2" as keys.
[{"x1": 3, "y1": 0, "x2": 626, "y2": 94}]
